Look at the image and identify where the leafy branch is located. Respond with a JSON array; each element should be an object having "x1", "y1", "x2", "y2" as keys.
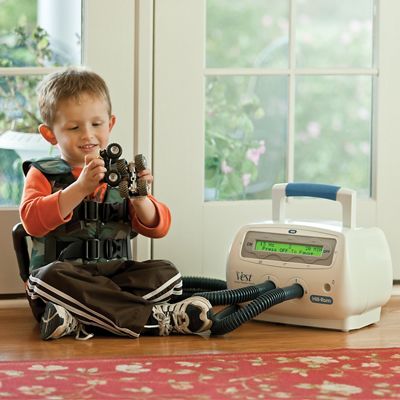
[{"x1": 0, "y1": 24, "x2": 53, "y2": 132}]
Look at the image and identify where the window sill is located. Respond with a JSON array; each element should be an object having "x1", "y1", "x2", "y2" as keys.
[{"x1": 0, "y1": 130, "x2": 58, "y2": 160}]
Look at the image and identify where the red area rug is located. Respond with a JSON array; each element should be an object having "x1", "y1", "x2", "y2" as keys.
[{"x1": 0, "y1": 348, "x2": 399, "y2": 399}]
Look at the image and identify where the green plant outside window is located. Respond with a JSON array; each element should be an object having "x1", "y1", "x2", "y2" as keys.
[
  {"x1": 205, "y1": 0, "x2": 374, "y2": 201},
  {"x1": 0, "y1": 0, "x2": 81, "y2": 206}
]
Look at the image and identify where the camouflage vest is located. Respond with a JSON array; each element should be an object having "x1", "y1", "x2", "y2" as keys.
[{"x1": 23, "y1": 157, "x2": 135, "y2": 271}]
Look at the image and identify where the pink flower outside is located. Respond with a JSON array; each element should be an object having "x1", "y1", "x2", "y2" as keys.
[
  {"x1": 246, "y1": 140, "x2": 266, "y2": 166},
  {"x1": 221, "y1": 160, "x2": 233, "y2": 174}
]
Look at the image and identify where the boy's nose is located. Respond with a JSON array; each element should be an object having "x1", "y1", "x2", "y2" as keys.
[{"x1": 80, "y1": 125, "x2": 93, "y2": 137}]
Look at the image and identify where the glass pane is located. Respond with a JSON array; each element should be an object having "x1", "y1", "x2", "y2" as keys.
[
  {"x1": 0, "y1": 75, "x2": 43, "y2": 133},
  {"x1": 296, "y1": 0, "x2": 374, "y2": 68},
  {"x1": 0, "y1": 0, "x2": 81, "y2": 67},
  {"x1": 206, "y1": 0, "x2": 289, "y2": 68},
  {"x1": 0, "y1": 149, "x2": 24, "y2": 206},
  {"x1": 205, "y1": 76, "x2": 287, "y2": 201},
  {"x1": 294, "y1": 76, "x2": 372, "y2": 195},
  {"x1": 0, "y1": 75, "x2": 59, "y2": 206}
]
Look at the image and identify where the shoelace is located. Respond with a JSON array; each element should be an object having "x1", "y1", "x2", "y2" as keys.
[
  {"x1": 63, "y1": 311, "x2": 94, "y2": 341},
  {"x1": 74, "y1": 324, "x2": 94, "y2": 341},
  {"x1": 152, "y1": 305, "x2": 189, "y2": 336}
]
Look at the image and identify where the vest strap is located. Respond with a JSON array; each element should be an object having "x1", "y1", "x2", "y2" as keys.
[
  {"x1": 45, "y1": 238, "x2": 131, "y2": 262},
  {"x1": 76, "y1": 200, "x2": 128, "y2": 223}
]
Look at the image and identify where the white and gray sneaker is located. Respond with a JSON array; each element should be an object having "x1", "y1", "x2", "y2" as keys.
[
  {"x1": 149, "y1": 296, "x2": 213, "y2": 336},
  {"x1": 40, "y1": 302, "x2": 93, "y2": 341}
]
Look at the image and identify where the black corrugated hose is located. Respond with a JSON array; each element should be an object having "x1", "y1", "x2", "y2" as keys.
[
  {"x1": 209, "y1": 283, "x2": 304, "y2": 335},
  {"x1": 181, "y1": 277, "x2": 227, "y2": 299},
  {"x1": 194, "y1": 280, "x2": 276, "y2": 305},
  {"x1": 181, "y1": 276, "x2": 304, "y2": 336}
]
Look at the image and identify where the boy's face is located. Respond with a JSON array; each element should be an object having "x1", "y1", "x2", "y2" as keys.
[{"x1": 41, "y1": 92, "x2": 115, "y2": 167}]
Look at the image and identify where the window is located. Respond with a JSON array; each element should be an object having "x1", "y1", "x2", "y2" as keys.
[
  {"x1": 0, "y1": 0, "x2": 81, "y2": 206},
  {"x1": 0, "y1": 1, "x2": 136, "y2": 295},
  {"x1": 205, "y1": 0, "x2": 376, "y2": 201}
]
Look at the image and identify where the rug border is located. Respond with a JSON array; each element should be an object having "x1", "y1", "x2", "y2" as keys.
[{"x1": 1, "y1": 346, "x2": 399, "y2": 365}]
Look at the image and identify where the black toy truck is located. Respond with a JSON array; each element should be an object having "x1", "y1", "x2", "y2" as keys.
[{"x1": 99, "y1": 143, "x2": 149, "y2": 198}]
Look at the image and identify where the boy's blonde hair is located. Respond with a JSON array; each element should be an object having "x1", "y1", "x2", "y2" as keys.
[{"x1": 37, "y1": 67, "x2": 112, "y2": 127}]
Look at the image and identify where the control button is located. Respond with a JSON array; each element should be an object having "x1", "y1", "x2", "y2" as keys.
[{"x1": 324, "y1": 283, "x2": 332, "y2": 292}]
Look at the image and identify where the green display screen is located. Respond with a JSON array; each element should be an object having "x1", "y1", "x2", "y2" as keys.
[{"x1": 255, "y1": 240, "x2": 323, "y2": 257}]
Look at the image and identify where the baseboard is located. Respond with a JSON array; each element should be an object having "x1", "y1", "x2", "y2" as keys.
[
  {"x1": 392, "y1": 284, "x2": 400, "y2": 296},
  {"x1": 0, "y1": 297, "x2": 29, "y2": 309}
]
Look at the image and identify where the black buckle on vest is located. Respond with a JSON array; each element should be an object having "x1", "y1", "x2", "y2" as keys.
[
  {"x1": 83, "y1": 201, "x2": 99, "y2": 221},
  {"x1": 85, "y1": 238, "x2": 100, "y2": 260},
  {"x1": 54, "y1": 238, "x2": 129, "y2": 262},
  {"x1": 104, "y1": 238, "x2": 122, "y2": 259}
]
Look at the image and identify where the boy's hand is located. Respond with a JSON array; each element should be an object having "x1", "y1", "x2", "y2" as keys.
[
  {"x1": 77, "y1": 155, "x2": 107, "y2": 197},
  {"x1": 136, "y1": 168, "x2": 153, "y2": 190},
  {"x1": 130, "y1": 168, "x2": 158, "y2": 227},
  {"x1": 58, "y1": 155, "x2": 106, "y2": 218}
]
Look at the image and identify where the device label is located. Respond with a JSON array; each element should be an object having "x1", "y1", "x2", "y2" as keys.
[
  {"x1": 235, "y1": 271, "x2": 253, "y2": 282},
  {"x1": 310, "y1": 295, "x2": 333, "y2": 305}
]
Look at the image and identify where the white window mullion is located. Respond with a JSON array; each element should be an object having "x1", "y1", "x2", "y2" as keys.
[
  {"x1": 205, "y1": 68, "x2": 289, "y2": 76},
  {"x1": 296, "y1": 69, "x2": 378, "y2": 75},
  {"x1": 287, "y1": 0, "x2": 297, "y2": 183},
  {"x1": 370, "y1": 0, "x2": 379, "y2": 199},
  {"x1": 205, "y1": 68, "x2": 378, "y2": 77},
  {"x1": 0, "y1": 67, "x2": 62, "y2": 76}
]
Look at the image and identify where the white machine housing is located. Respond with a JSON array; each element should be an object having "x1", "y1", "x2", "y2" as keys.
[{"x1": 226, "y1": 183, "x2": 393, "y2": 331}]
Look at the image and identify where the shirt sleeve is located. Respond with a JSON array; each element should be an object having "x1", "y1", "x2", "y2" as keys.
[
  {"x1": 129, "y1": 194, "x2": 171, "y2": 238},
  {"x1": 19, "y1": 167, "x2": 73, "y2": 237}
]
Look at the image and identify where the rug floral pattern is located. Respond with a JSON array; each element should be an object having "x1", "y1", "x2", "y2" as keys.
[{"x1": 0, "y1": 348, "x2": 399, "y2": 399}]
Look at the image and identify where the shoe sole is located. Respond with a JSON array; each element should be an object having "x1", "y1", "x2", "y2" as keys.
[
  {"x1": 188, "y1": 296, "x2": 213, "y2": 310},
  {"x1": 186, "y1": 296, "x2": 213, "y2": 332}
]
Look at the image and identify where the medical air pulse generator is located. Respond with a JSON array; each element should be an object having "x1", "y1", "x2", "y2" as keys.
[{"x1": 226, "y1": 183, "x2": 393, "y2": 331}]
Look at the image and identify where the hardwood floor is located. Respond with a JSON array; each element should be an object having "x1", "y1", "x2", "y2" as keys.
[{"x1": 1, "y1": 295, "x2": 399, "y2": 362}]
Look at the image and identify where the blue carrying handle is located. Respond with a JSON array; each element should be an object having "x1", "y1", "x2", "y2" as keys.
[
  {"x1": 272, "y1": 182, "x2": 356, "y2": 228},
  {"x1": 285, "y1": 183, "x2": 341, "y2": 201}
]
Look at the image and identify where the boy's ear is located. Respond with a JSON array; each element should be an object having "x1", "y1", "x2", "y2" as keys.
[
  {"x1": 109, "y1": 115, "x2": 116, "y2": 130},
  {"x1": 38, "y1": 124, "x2": 57, "y2": 145}
]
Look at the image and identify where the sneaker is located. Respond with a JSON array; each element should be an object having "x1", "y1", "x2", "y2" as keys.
[
  {"x1": 150, "y1": 296, "x2": 213, "y2": 336},
  {"x1": 40, "y1": 302, "x2": 93, "y2": 341}
]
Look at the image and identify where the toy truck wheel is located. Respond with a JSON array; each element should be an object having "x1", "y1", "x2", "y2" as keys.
[
  {"x1": 134, "y1": 154, "x2": 147, "y2": 172},
  {"x1": 106, "y1": 143, "x2": 123, "y2": 159},
  {"x1": 137, "y1": 179, "x2": 149, "y2": 196},
  {"x1": 115, "y1": 159, "x2": 127, "y2": 173},
  {"x1": 119, "y1": 181, "x2": 129, "y2": 198},
  {"x1": 105, "y1": 170, "x2": 121, "y2": 187}
]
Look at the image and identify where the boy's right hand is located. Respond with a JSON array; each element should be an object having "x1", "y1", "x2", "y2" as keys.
[
  {"x1": 58, "y1": 155, "x2": 107, "y2": 219},
  {"x1": 76, "y1": 155, "x2": 107, "y2": 197}
]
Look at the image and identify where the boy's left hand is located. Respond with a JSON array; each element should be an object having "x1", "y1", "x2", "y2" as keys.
[
  {"x1": 136, "y1": 168, "x2": 153, "y2": 191},
  {"x1": 129, "y1": 169, "x2": 158, "y2": 227}
]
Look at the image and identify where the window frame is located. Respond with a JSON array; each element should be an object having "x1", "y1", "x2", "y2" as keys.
[{"x1": 204, "y1": 0, "x2": 379, "y2": 198}]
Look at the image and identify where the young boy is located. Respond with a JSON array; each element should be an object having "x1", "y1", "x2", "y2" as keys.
[{"x1": 20, "y1": 67, "x2": 213, "y2": 340}]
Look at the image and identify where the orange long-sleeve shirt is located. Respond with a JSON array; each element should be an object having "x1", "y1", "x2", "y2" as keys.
[{"x1": 20, "y1": 166, "x2": 171, "y2": 239}]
